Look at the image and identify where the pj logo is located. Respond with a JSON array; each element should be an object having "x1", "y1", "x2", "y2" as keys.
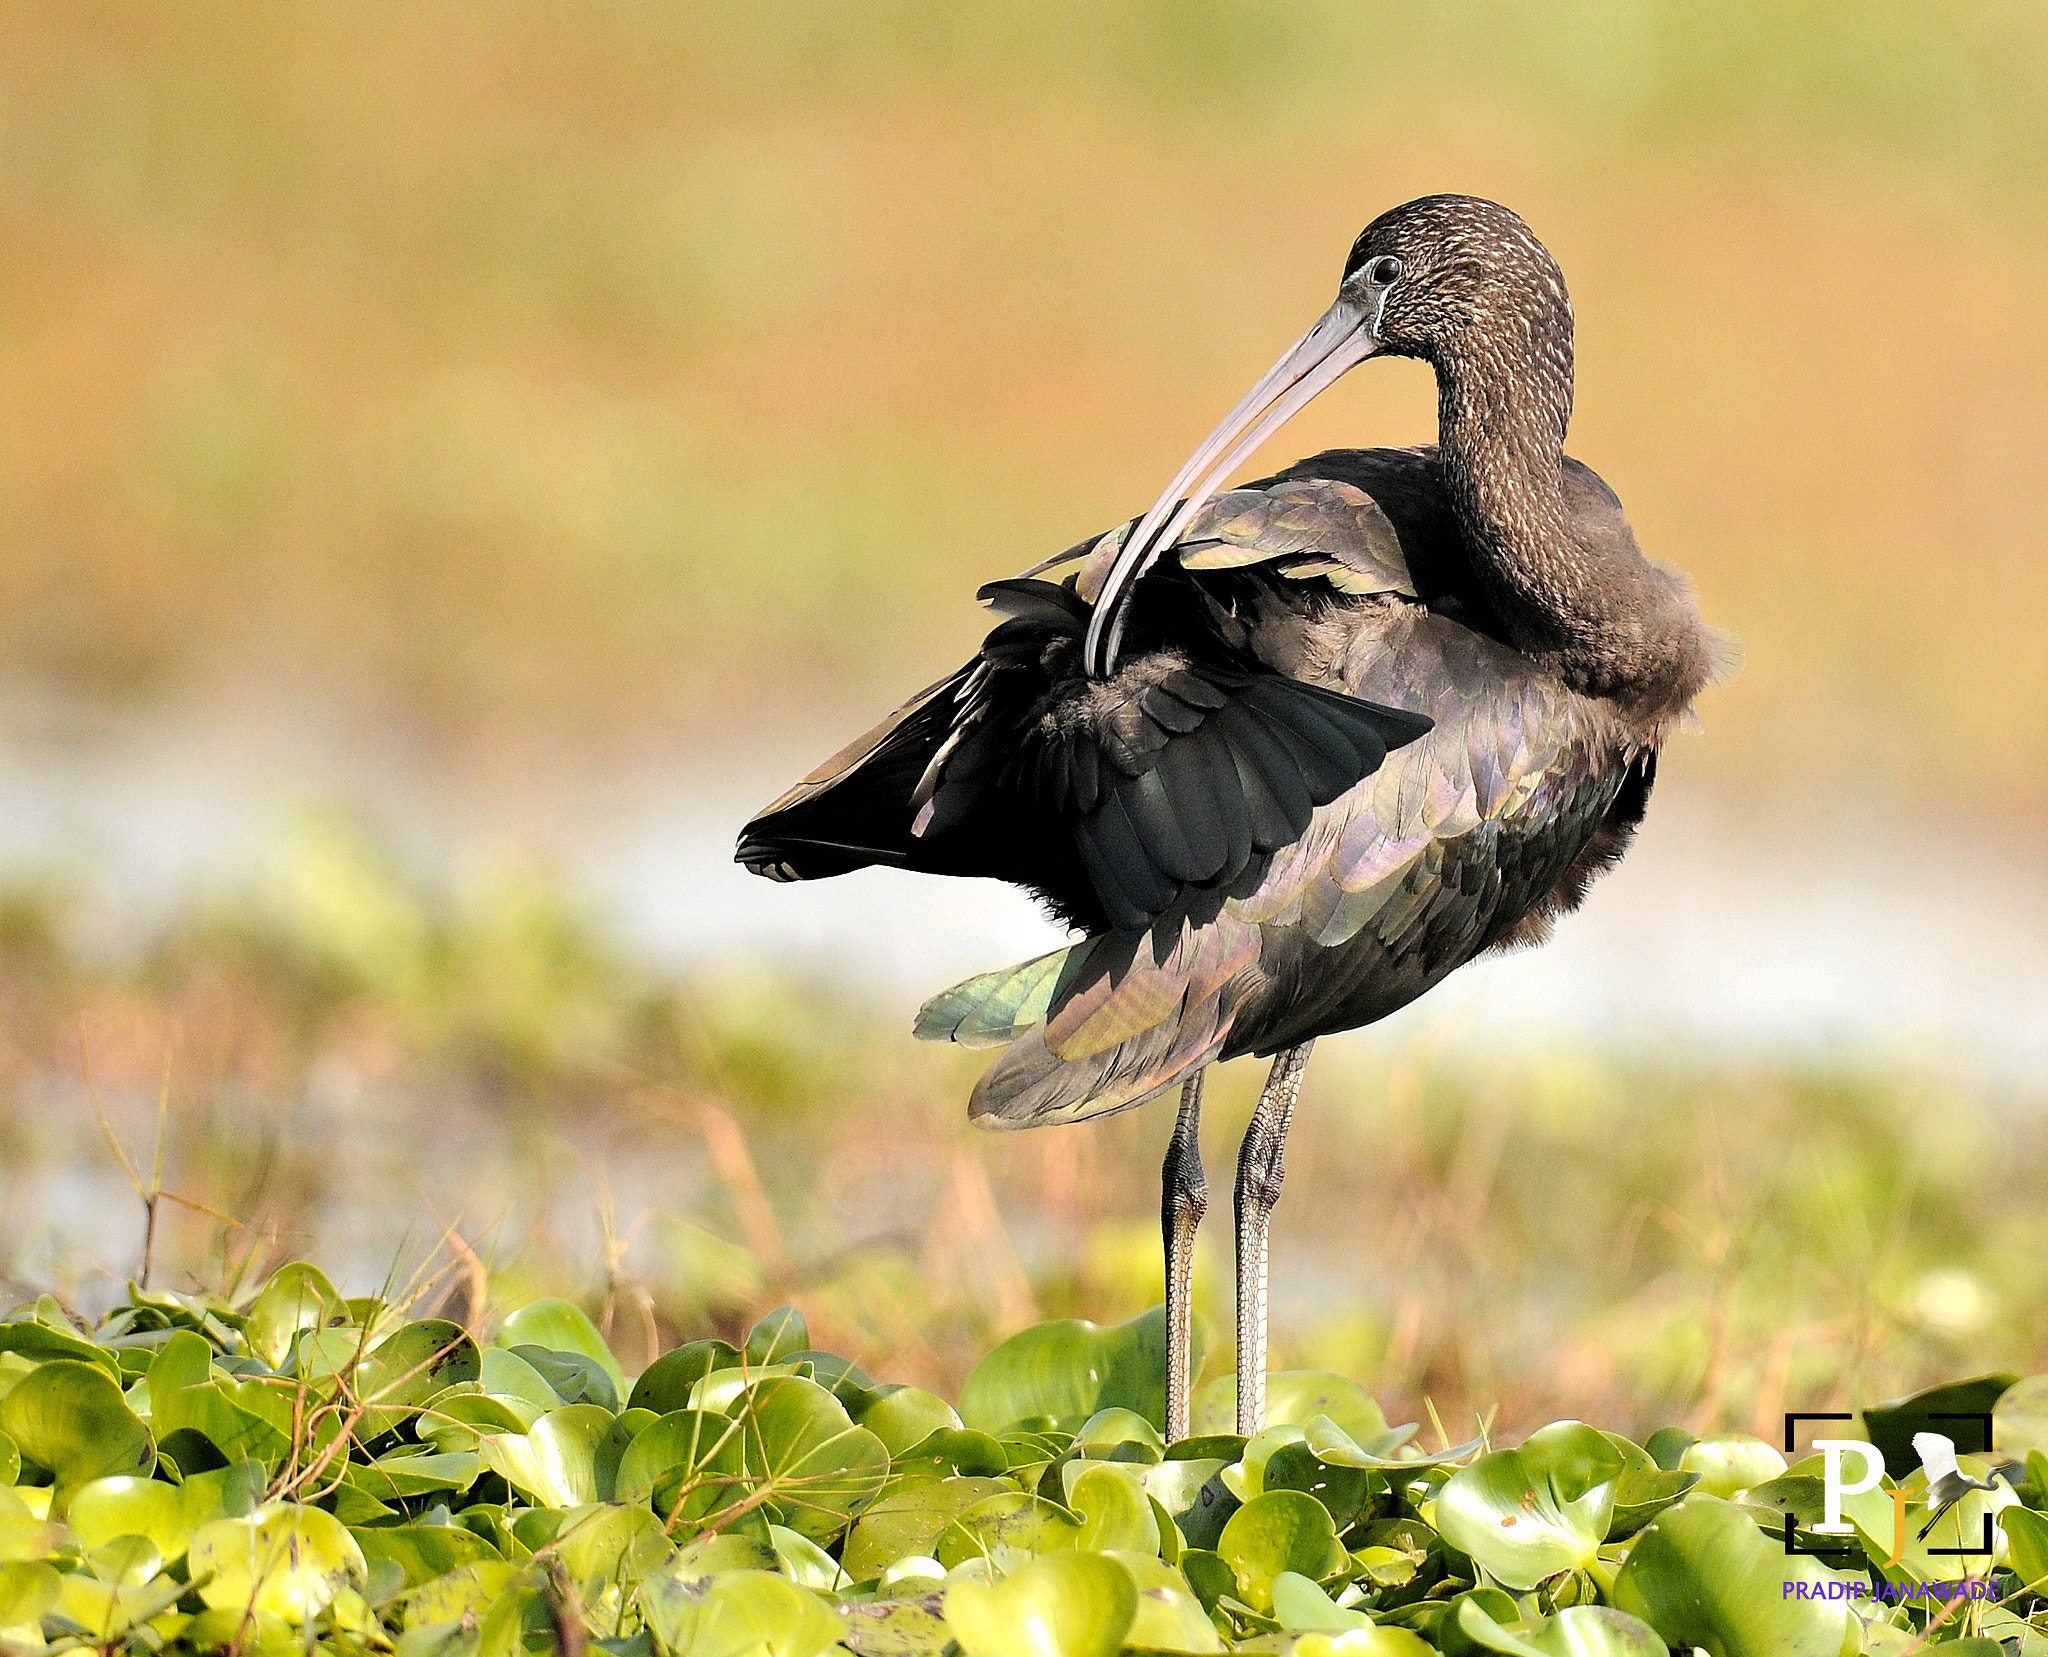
[{"x1": 1785, "y1": 1412, "x2": 2021, "y2": 1565}]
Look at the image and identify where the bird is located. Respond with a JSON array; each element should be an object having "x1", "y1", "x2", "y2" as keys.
[
  {"x1": 1910, "y1": 1432, "x2": 2023, "y2": 1541},
  {"x1": 737, "y1": 194, "x2": 1723, "y2": 1441}
]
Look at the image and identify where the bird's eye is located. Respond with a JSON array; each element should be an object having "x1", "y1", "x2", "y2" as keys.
[{"x1": 1367, "y1": 255, "x2": 1404, "y2": 285}]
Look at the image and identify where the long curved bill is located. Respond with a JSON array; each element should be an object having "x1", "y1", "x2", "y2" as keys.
[{"x1": 1082, "y1": 295, "x2": 1381, "y2": 678}]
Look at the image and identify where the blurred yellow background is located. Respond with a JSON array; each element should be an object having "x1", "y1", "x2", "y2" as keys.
[{"x1": 2, "y1": 3, "x2": 2044, "y2": 811}]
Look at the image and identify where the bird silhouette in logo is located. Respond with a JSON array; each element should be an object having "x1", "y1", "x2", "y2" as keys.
[{"x1": 1911, "y1": 1432, "x2": 2024, "y2": 1542}]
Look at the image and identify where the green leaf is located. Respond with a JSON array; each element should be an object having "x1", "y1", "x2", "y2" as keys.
[
  {"x1": 0, "y1": 1560, "x2": 59, "y2": 1631},
  {"x1": 1272, "y1": 1568, "x2": 1374, "y2": 1631},
  {"x1": 1994, "y1": 1374, "x2": 2048, "y2": 1455},
  {"x1": 189, "y1": 1500, "x2": 368, "y2": 1620},
  {"x1": 959, "y1": 1307, "x2": 1176, "y2": 1433},
  {"x1": 744, "y1": 1306, "x2": 811, "y2": 1366},
  {"x1": 1137, "y1": 1457, "x2": 1236, "y2": 1551},
  {"x1": 934, "y1": 1491, "x2": 1085, "y2": 1568},
  {"x1": 242, "y1": 1263, "x2": 346, "y2": 1371},
  {"x1": 339, "y1": 1450, "x2": 481, "y2": 1502},
  {"x1": 944, "y1": 1551, "x2": 1137, "y2": 1657},
  {"x1": 890, "y1": 1425, "x2": 1010, "y2": 1480},
  {"x1": 843, "y1": 1477, "x2": 1012, "y2": 1581},
  {"x1": 639, "y1": 1565, "x2": 847, "y2": 1657},
  {"x1": 1610, "y1": 1494, "x2": 1858, "y2": 1657},
  {"x1": 0, "y1": 1321, "x2": 122, "y2": 1378},
  {"x1": 1434, "y1": 1422, "x2": 1623, "y2": 1589},
  {"x1": 0, "y1": 1431, "x2": 15, "y2": 1488},
  {"x1": 1215, "y1": 1489, "x2": 1348, "y2": 1612},
  {"x1": 147, "y1": 1330, "x2": 287, "y2": 1469},
  {"x1": 736, "y1": 1374, "x2": 891, "y2": 1543},
  {"x1": 355, "y1": 1320, "x2": 481, "y2": 1438},
  {"x1": 627, "y1": 1340, "x2": 740, "y2": 1415},
  {"x1": 860, "y1": 1385, "x2": 964, "y2": 1455},
  {"x1": 402, "y1": 1560, "x2": 524, "y2": 1629},
  {"x1": 1601, "y1": 1433, "x2": 1699, "y2": 1538},
  {"x1": 1678, "y1": 1434, "x2": 1787, "y2": 1499},
  {"x1": 1457, "y1": 1598, "x2": 1667, "y2": 1657},
  {"x1": 479, "y1": 1404, "x2": 613, "y2": 1508},
  {"x1": 1193, "y1": 1371, "x2": 1392, "y2": 1444},
  {"x1": 2003, "y1": 1503, "x2": 2048, "y2": 1592},
  {"x1": 496, "y1": 1298, "x2": 628, "y2": 1402},
  {"x1": 1861, "y1": 1374, "x2": 2016, "y2": 1478},
  {"x1": 351, "y1": 1522, "x2": 502, "y2": 1588},
  {"x1": 67, "y1": 1474, "x2": 195, "y2": 1560},
  {"x1": 0, "y1": 1359, "x2": 152, "y2": 1497},
  {"x1": 1110, "y1": 1550, "x2": 1224, "y2": 1653},
  {"x1": 612, "y1": 1409, "x2": 746, "y2": 1523},
  {"x1": 1064, "y1": 1461, "x2": 1161, "y2": 1554},
  {"x1": 550, "y1": 1500, "x2": 675, "y2": 1587}
]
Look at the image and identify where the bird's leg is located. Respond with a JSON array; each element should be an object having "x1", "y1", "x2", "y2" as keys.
[
  {"x1": 1161, "y1": 1069, "x2": 1208, "y2": 1444},
  {"x1": 1233, "y1": 1042, "x2": 1314, "y2": 1436}
]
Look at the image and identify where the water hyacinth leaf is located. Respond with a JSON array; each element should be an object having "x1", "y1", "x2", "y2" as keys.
[
  {"x1": 342, "y1": 1450, "x2": 481, "y2": 1504},
  {"x1": 479, "y1": 1346, "x2": 564, "y2": 1413},
  {"x1": 1308, "y1": 1415, "x2": 1478, "y2": 1471},
  {"x1": 1193, "y1": 1371, "x2": 1392, "y2": 1444},
  {"x1": 892, "y1": 1426, "x2": 1010, "y2": 1480},
  {"x1": 613, "y1": 1408, "x2": 746, "y2": 1522},
  {"x1": 860, "y1": 1385, "x2": 962, "y2": 1456},
  {"x1": 738, "y1": 1375, "x2": 891, "y2": 1543},
  {"x1": 1138, "y1": 1457, "x2": 1236, "y2": 1550},
  {"x1": 1074, "y1": 1406, "x2": 1166, "y2": 1462},
  {"x1": 1861, "y1": 1374, "x2": 2016, "y2": 1478},
  {"x1": 0, "y1": 1321, "x2": 121, "y2": 1378},
  {"x1": 1216, "y1": 1489, "x2": 1348, "y2": 1611},
  {"x1": 771, "y1": 1522, "x2": 849, "y2": 1592},
  {"x1": 355, "y1": 1320, "x2": 480, "y2": 1438},
  {"x1": 628, "y1": 1340, "x2": 742, "y2": 1415},
  {"x1": 1110, "y1": 1550, "x2": 1225, "y2": 1653},
  {"x1": 67, "y1": 1474, "x2": 193, "y2": 1560},
  {"x1": 744, "y1": 1307, "x2": 811, "y2": 1366},
  {"x1": 1272, "y1": 1568, "x2": 1374, "y2": 1631},
  {"x1": 1601, "y1": 1432, "x2": 1700, "y2": 1538},
  {"x1": 0, "y1": 1560, "x2": 59, "y2": 1630},
  {"x1": 496, "y1": 1299, "x2": 628, "y2": 1402},
  {"x1": 0, "y1": 1431, "x2": 14, "y2": 1486},
  {"x1": 147, "y1": 1331, "x2": 287, "y2": 1469},
  {"x1": 944, "y1": 1550, "x2": 1137, "y2": 1657},
  {"x1": 480, "y1": 1404, "x2": 613, "y2": 1509},
  {"x1": 639, "y1": 1565, "x2": 846, "y2": 1657},
  {"x1": 1611, "y1": 1494, "x2": 1856, "y2": 1657},
  {"x1": 0, "y1": 1359, "x2": 152, "y2": 1495},
  {"x1": 2003, "y1": 1504, "x2": 2048, "y2": 1592},
  {"x1": 934, "y1": 1491, "x2": 1085, "y2": 1568},
  {"x1": 1434, "y1": 1422, "x2": 1622, "y2": 1590},
  {"x1": 551, "y1": 1501, "x2": 674, "y2": 1587},
  {"x1": 842, "y1": 1477, "x2": 1012, "y2": 1581},
  {"x1": 1993, "y1": 1373, "x2": 2048, "y2": 1455},
  {"x1": 1678, "y1": 1434, "x2": 1787, "y2": 1499},
  {"x1": 1264, "y1": 1440, "x2": 1375, "y2": 1528},
  {"x1": 509, "y1": 1344, "x2": 619, "y2": 1412},
  {"x1": 959, "y1": 1307, "x2": 1175, "y2": 1433},
  {"x1": 1064, "y1": 1461, "x2": 1161, "y2": 1554},
  {"x1": 839, "y1": 1595, "x2": 955, "y2": 1656},
  {"x1": 351, "y1": 1522, "x2": 502, "y2": 1588},
  {"x1": 402, "y1": 1560, "x2": 524, "y2": 1629},
  {"x1": 1458, "y1": 1599, "x2": 1667, "y2": 1657},
  {"x1": 418, "y1": 1389, "x2": 540, "y2": 1451},
  {"x1": 1292, "y1": 1634, "x2": 1439, "y2": 1657},
  {"x1": 190, "y1": 1501, "x2": 368, "y2": 1620},
  {"x1": 243, "y1": 1263, "x2": 346, "y2": 1371}
]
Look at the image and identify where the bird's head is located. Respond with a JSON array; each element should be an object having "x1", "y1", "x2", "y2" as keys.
[
  {"x1": 1339, "y1": 195, "x2": 1572, "y2": 372},
  {"x1": 1083, "y1": 193, "x2": 1572, "y2": 677}
]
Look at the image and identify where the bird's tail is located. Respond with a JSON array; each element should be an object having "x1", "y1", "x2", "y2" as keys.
[{"x1": 916, "y1": 913, "x2": 1257, "y2": 1128}]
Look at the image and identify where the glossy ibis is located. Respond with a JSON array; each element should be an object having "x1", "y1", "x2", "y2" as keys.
[{"x1": 738, "y1": 195, "x2": 1722, "y2": 1437}]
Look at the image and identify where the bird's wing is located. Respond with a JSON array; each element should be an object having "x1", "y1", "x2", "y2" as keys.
[
  {"x1": 912, "y1": 578, "x2": 1432, "y2": 932},
  {"x1": 1914, "y1": 1432, "x2": 1961, "y2": 1484},
  {"x1": 952, "y1": 610, "x2": 1631, "y2": 1126},
  {"x1": 1060, "y1": 477, "x2": 1417, "y2": 605}
]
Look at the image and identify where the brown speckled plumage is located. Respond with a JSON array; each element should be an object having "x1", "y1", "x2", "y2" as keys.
[{"x1": 738, "y1": 195, "x2": 1722, "y2": 1128}]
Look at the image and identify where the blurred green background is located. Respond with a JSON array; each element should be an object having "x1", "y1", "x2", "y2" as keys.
[{"x1": 1, "y1": 3, "x2": 2045, "y2": 1429}]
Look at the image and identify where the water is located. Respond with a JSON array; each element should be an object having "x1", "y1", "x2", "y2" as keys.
[{"x1": 3, "y1": 692, "x2": 2045, "y2": 1079}]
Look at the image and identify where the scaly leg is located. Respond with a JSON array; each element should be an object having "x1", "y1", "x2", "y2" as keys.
[
  {"x1": 1161, "y1": 1069, "x2": 1208, "y2": 1443},
  {"x1": 1233, "y1": 1042, "x2": 1314, "y2": 1436}
]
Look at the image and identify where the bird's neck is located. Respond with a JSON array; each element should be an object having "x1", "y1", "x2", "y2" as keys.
[{"x1": 1434, "y1": 339, "x2": 1666, "y2": 699}]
